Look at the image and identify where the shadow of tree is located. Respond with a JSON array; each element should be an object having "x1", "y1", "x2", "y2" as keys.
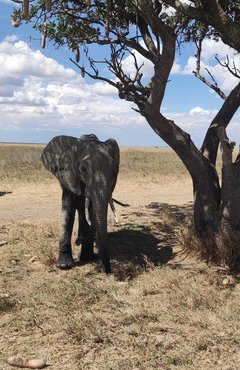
[
  {"x1": 111, "y1": 228, "x2": 173, "y2": 261},
  {"x1": 146, "y1": 201, "x2": 193, "y2": 221},
  {"x1": 107, "y1": 228, "x2": 172, "y2": 280},
  {"x1": 98, "y1": 201, "x2": 194, "y2": 280}
]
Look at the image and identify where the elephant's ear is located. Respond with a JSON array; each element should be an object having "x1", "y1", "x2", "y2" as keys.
[
  {"x1": 105, "y1": 139, "x2": 120, "y2": 174},
  {"x1": 41, "y1": 135, "x2": 82, "y2": 195}
]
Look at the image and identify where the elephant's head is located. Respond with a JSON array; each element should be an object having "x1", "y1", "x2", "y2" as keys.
[{"x1": 79, "y1": 138, "x2": 119, "y2": 200}]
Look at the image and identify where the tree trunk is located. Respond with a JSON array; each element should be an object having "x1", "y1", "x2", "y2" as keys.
[
  {"x1": 201, "y1": 82, "x2": 240, "y2": 166},
  {"x1": 136, "y1": 1, "x2": 240, "y2": 267},
  {"x1": 145, "y1": 109, "x2": 240, "y2": 266},
  {"x1": 145, "y1": 111, "x2": 220, "y2": 232}
]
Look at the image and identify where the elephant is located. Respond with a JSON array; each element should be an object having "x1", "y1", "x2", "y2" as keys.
[{"x1": 41, "y1": 134, "x2": 120, "y2": 274}]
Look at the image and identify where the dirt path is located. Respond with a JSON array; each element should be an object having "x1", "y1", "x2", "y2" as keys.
[{"x1": 0, "y1": 179, "x2": 193, "y2": 222}]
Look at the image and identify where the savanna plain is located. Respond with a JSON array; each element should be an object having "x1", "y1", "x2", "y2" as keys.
[{"x1": 0, "y1": 144, "x2": 240, "y2": 370}]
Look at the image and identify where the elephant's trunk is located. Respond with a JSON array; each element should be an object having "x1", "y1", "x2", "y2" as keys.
[{"x1": 92, "y1": 192, "x2": 111, "y2": 274}]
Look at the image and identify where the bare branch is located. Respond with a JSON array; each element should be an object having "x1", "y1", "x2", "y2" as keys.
[
  {"x1": 193, "y1": 37, "x2": 226, "y2": 100},
  {"x1": 215, "y1": 55, "x2": 240, "y2": 79},
  {"x1": 104, "y1": 44, "x2": 151, "y2": 109},
  {"x1": 193, "y1": 70, "x2": 227, "y2": 100},
  {"x1": 69, "y1": 57, "x2": 118, "y2": 89},
  {"x1": 70, "y1": 41, "x2": 151, "y2": 113}
]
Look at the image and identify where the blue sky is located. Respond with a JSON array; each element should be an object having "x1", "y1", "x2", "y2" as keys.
[{"x1": 0, "y1": 1, "x2": 239, "y2": 146}]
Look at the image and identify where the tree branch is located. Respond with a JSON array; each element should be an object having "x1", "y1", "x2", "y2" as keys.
[
  {"x1": 193, "y1": 36, "x2": 226, "y2": 100},
  {"x1": 193, "y1": 69, "x2": 227, "y2": 100},
  {"x1": 164, "y1": 0, "x2": 240, "y2": 52},
  {"x1": 201, "y1": 81, "x2": 240, "y2": 165},
  {"x1": 69, "y1": 57, "x2": 118, "y2": 89},
  {"x1": 215, "y1": 55, "x2": 240, "y2": 79}
]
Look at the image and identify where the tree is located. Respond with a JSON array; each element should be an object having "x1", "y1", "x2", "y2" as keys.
[{"x1": 11, "y1": 0, "x2": 240, "y2": 267}]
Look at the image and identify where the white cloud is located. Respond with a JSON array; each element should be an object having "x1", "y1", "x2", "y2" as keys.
[
  {"x1": 180, "y1": 39, "x2": 239, "y2": 93},
  {"x1": 91, "y1": 82, "x2": 116, "y2": 96},
  {"x1": 121, "y1": 50, "x2": 153, "y2": 79},
  {"x1": 0, "y1": 39, "x2": 77, "y2": 80},
  {"x1": 4, "y1": 35, "x2": 18, "y2": 43},
  {"x1": 189, "y1": 106, "x2": 212, "y2": 116},
  {"x1": 0, "y1": 37, "x2": 143, "y2": 138},
  {"x1": 168, "y1": 107, "x2": 215, "y2": 132},
  {"x1": 201, "y1": 39, "x2": 235, "y2": 61},
  {"x1": 165, "y1": 105, "x2": 240, "y2": 147}
]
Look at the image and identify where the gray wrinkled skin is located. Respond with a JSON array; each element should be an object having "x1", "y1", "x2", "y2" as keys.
[{"x1": 41, "y1": 134, "x2": 120, "y2": 273}]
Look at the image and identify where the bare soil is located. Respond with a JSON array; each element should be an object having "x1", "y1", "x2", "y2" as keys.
[{"x1": 0, "y1": 179, "x2": 193, "y2": 223}]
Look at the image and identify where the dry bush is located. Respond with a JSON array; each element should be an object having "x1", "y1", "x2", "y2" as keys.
[
  {"x1": 180, "y1": 225, "x2": 217, "y2": 262},
  {"x1": 215, "y1": 229, "x2": 240, "y2": 268},
  {"x1": 180, "y1": 221, "x2": 240, "y2": 270}
]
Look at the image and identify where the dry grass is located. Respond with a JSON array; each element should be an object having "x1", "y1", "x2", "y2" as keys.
[
  {"x1": 1, "y1": 219, "x2": 240, "y2": 370},
  {"x1": 0, "y1": 144, "x2": 50, "y2": 185},
  {"x1": 1, "y1": 144, "x2": 240, "y2": 369},
  {"x1": 119, "y1": 147, "x2": 189, "y2": 183},
  {"x1": 0, "y1": 143, "x2": 228, "y2": 186},
  {"x1": 180, "y1": 222, "x2": 240, "y2": 270},
  {"x1": 0, "y1": 144, "x2": 189, "y2": 186}
]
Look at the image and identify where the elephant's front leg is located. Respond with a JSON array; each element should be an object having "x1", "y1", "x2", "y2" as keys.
[{"x1": 57, "y1": 187, "x2": 75, "y2": 269}]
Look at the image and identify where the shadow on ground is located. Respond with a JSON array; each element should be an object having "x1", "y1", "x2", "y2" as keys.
[
  {"x1": 0, "y1": 191, "x2": 12, "y2": 197},
  {"x1": 96, "y1": 202, "x2": 194, "y2": 280},
  {"x1": 146, "y1": 201, "x2": 193, "y2": 221}
]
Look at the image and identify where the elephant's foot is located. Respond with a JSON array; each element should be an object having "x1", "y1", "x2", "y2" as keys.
[
  {"x1": 79, "y1": 251, "x2": 99, "y2": 263},
  {"x1": 100, "y1": 255, "x2": 111, "y2": 274},
  {"x1": 56, "y1": 252, "x2": 75, "y2": 269}
]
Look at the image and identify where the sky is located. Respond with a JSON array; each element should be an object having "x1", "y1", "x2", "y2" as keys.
[{"x1": 0, "y1": 1, "x2": 239, "y2": 147}]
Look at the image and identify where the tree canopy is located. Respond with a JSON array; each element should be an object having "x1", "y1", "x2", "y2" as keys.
[{"x1": 11, "y1": 1, "x2": 240, "y2": 137}]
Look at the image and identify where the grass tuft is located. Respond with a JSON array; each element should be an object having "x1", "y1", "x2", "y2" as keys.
[
  {"x1": 180, "y1": 224, "x2": 216, "y2": 261},
  {"x1": 180, "y1": 222, "x2": 240, "y2": 269},
  {"x1": 0, "y1": 294, "x2": 16, "y2": 313},
  {"x1": 215, "y1": 229, "x2": 240, "y2": 268}
]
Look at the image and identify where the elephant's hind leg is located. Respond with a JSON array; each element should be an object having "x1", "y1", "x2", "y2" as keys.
[
  {"x1": 57, "y1": 187, "x2": 75, "y2": 269},
  {"x1": 75, "y1": 206, "x2": 83, "y2": 246},
  {"x1": 78, "y1": 198, "x2": 98, "y2": 263}
]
